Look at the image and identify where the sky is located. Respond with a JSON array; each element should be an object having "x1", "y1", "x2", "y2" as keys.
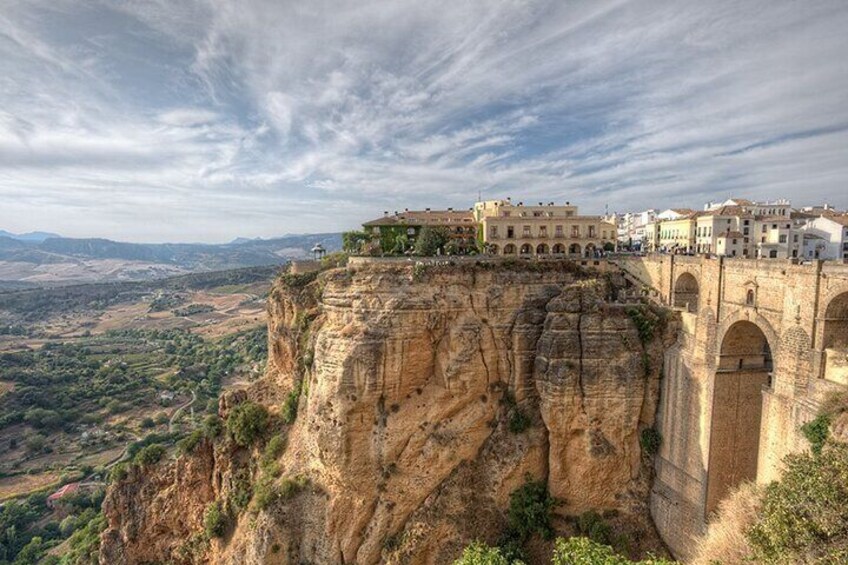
[{"x1": 1, "y1": 0, "x2": 847, "y2": 243}]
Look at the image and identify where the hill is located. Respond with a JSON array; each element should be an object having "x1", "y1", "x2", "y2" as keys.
[{"x1": 0, "y1": 232, "x2": 341, "y2": 285}]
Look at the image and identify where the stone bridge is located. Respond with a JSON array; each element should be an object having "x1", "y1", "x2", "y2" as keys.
[{"x1": 608, "y1": 255, "x2": 848, "y2": 560}]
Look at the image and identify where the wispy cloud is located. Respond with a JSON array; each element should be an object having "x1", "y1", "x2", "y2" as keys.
[{"x1": 1, "y1": 0, "x2": 847, "y2": 242}]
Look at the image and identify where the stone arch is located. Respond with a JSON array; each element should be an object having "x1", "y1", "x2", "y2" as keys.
[
  {"x1": 568, "y1": 243, "x2": 581, "y2": 255},
  {"x1": 674, "y1": 272, "x2": 700, "y2": 313},
  {"x1": 488, "y1": 244, "x2": 500, "y2": 255},
  {"x1": 706, "y1": 319, "x2": 773, "y2": 515},
  {"x1": 821, "y1": 291, "x2": 848, "y2": 383},
  {"x1": 519, "y1": 243, "x2": 533, "y2": 256},
  {"x1": 503, "y1": 243, "x2": 516, "y2": 255},
  {"x1": 584, "y1": 243, "x2": 597, "y2": 257},
  {"x1": 552, "y1": 243, "x2": 566, "y2": 255},
  {"x1": 536, "y1": 243, "x2": 549, "y2": 255}
]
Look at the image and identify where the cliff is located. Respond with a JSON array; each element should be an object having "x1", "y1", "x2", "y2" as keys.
[{"x1": 100, "y1": 261, "x2": 677, "y2": 564}]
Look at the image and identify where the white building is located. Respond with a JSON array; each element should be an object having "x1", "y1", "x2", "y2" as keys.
[{"x1": 800, "y1": 215, "x2": 848, "y2": 260}]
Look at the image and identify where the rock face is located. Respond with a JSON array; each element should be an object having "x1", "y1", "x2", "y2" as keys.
[{"x1": 100, "y1": 262, "x2": 675, "y2": 564}]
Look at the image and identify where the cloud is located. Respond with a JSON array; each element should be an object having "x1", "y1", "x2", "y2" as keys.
[{"x1": 0, "y1": 0, "x2": 847, "y2": 242}]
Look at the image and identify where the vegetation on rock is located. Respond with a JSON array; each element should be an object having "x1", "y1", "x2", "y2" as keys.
[{"x1": 225, "y1": 401, "x2": 269, "y2": 447}]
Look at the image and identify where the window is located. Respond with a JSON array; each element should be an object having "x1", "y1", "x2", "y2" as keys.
[
  {"x1": 762, "y1": 225, "x2": 767, "y2": 233},
  {"x1": 555, "y1": 225, "x2": 563, "y2": 237},
  {"x1": 743, "y1": 228, "x2": 749, "y2": 235},
  {"x1": 533, "y1": 211, "x2": 543, "y2": 217},
  {"x1": 744, "y1": 237, "x2": 749, "y2": 243},
  {"x1": 588, "y1": 226, "x2": 596, "y2": 237},
  {"x1": 743, "y1": 248, "x2": 749, "y2": 256},
  {"x1": 507, "y1": 226, "x2": 514, "y2": 239},
  {"x1": 523, "y1": 225, "x2": 531, "y2": 237},
  {"x1": 744, "y1": 219, "x2": 750, "y2": 226},
  {"x1": 572, "y1": 226, "x2": 580, "y2": 237},
  {"x1": 539, "y1": 226, "x2": 548, "y2": 237},
  {"x1": 732, "y1": 239, "x2": 738, "y2": 244},
  {"x1": 502, "y1": 211, "x2": 510, "y2": 217},
  {"x1": 772, "y1": 224, "x2": 777, "y2": 229},
  {"x1": 793, "y1": 235, "x2": 798, "y2": 243},
  {"x1": 779, "y1": 235, "x2": 787, "y2": 243},
  {"x1": 769, "y1": 250, "x2": 778, "y2": 258},
  {"x1": 489, "y1": 226, "x2": 498, "y2": 237},
  {"x1": 746, "y1": 289, "x2": 755, "y2": 305}
]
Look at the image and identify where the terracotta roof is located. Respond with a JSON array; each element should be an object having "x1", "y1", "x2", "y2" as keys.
[
  {"x1": 670, "y1": 208, "x2": 696, "y2": 215},
  {"x1": 827, "y1": 215, "x2": 848, "y2": 227},
  {"x1": 363, "y1": 210, "x2": 474, "y2": 227},
  {"x1": 48, "y1": 482, "x2": 80, "y2": 501},
  {"x1": 702, "y1": 205, "x2": 753, "y2": 218}
]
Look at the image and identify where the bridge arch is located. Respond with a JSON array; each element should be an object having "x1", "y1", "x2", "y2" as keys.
[
  {"x1": 673, "y1": 272, "x2": 700, "y2": 312},
  {"x1": 821, "y1": 291, "x2": 848, "y2": 382},
  {"x1": 706, "y1": 319, "x2": 773, "y2": 515}
]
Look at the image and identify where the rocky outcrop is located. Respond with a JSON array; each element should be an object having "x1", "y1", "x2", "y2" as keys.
[{"x1": 100, "y1": 261, "x2": 676, "y2": 564}]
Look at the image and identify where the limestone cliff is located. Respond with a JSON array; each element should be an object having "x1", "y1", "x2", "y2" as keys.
[{"x1": 100, "y1": 261, "x2": 676, "y2": 564}]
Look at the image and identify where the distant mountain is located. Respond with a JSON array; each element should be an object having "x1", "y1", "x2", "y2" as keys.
[
  {"x1": 0, "y1": 232, "x2": 342, "y2": 285},
  {"x1": 0, "y1": 230, "x2": 61, "y2": 242}
]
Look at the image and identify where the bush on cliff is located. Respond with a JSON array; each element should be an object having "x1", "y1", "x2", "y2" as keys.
[
  {"x1": 453, "y1": 541, "x2": 518, "y2": 564},
  {"x1": 226, "y1": 401, "x2": 269, "y2": 447},
  {"x1": 692, "y1": 437, "x2": 848, "y2": 563},
  {"x1": 747, "y1": 441, "x2": 848, "y2": 563},
  {"x1": 281, "y1": 380, "x2": 302, "y2": 425},
  {"x1": 639, "y1": 428, "x2": 661, "y2": 456},
  {"x1": 507, "y1": 476, "x2": 557, "y2": 541},
  {"x1": 133, "y1": 443, "x2": 165, "y2": 466},
  {"x1": 551, "y1": 537, "x2": 675, "y2": 564},
  {"x1": 203, "y1": 502, "x2": 227, "y2": 539}
]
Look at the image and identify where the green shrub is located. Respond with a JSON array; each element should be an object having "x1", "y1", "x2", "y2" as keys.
[
  {"x1": 800, "y1": 413, "x2": 831, "y2": 456},
  {"x1": 746, "y1": 441, "x2": 848, "y2": 563},
  {"x1": 507, "y1": 476, "x2": 557, "y2": 541},
  {"x1": 640, "y1": 428, "x2": 661, "y2": 456},
  {"x1": 414, "y1": 226, "x2": 451, "y2": 256},
  {"x1": 133, "y1": 443, "x2": 165, "y2": 466},
  {"x1": 203, "y1": 415, "x2": 223, "y2": 438},
  {"x1": 576, "y1": 511, "x2": 612, "y2": 545},
  {"x1": 177, "y1": 430, "x2": 204, "y2": 455},
  {"x1": 625, "y1": 306, "x2": 665, "y2": 345},
  {"x1": 140, "y1": 416, "x2": 155, "y2": 429},
  {"x1": 508, "y1": 409, "x2": 531, "y2": 434},
  {"x1": 552, "y1": 537, "x2": 676, "y2": 564},
  {"x1": 203, "y1": 502, "x2": 227, "y2": 539},
  {"x1": 261, "y1": 435, "x2": 286, "y2": 473},
  {"x1": 226, "y1": 401, "x2": 269, "y2": 446},
  {"x1": 452, "y1": 541, "x2": 515, "y2": 565},
  {"x1": 282, "y1": 381, "x2": 302, "y2": 425}
]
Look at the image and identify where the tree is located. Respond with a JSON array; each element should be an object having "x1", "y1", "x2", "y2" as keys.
[
  {"x1": 226, "y1": 401, "x2": 269, "y2": 446},
  {"x1": 414, "y1": 227, "x2": 451, "y2": 256},
  {"x1": 342, "y1": 231, "x2": 372, "y2": 254},
  {"x1": 453, "y1": 541, "x2": 515, "y2": 565}
]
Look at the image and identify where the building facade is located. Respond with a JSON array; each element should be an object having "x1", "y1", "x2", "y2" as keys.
[
  {"x1": 474, "y1": 199, "x2": 616, "y2": 257},
  {"x1": 362, "y1": 209, "x2": 477, "y2": 254}
]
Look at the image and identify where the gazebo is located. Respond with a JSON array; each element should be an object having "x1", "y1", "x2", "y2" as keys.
[{"x1": 311, "y1": 243, "x2": 327, "y2": 260}]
